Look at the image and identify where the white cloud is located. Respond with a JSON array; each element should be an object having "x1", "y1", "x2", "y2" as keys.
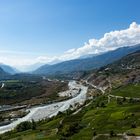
[
  {"x1": 1, "y1": 22, "x2": 140, "y2": 71},
  {"x1": 36, "y1": 22, "x2": 140, "y2": 64}
]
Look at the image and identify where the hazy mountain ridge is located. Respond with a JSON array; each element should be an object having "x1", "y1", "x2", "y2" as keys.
[
  {"x1": 0, "y1": 64, "x2": 18, "y2": 74},
  {"x1": 34, "y1": 44, "x2": 140, "y2": 75},
  {"x1": 0, "y1": 67, "x2": 9, "y2": 76}
]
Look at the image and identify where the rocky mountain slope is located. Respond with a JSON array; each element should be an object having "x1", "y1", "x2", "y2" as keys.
[{"x1": 85, "y1": 50, "x2": 140, "y2": 93}]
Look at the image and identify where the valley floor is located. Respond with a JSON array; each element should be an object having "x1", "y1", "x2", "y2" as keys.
[{"x1": 0, "y1": 81, "x2": 88, "y2": 134}]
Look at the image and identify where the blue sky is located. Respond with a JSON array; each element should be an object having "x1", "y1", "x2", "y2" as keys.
[{"x1": 0, "y1": 0, "x2": 140, "y2": 70}]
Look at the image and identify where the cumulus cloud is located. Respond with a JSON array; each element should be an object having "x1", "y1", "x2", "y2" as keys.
[
  {"x1": 1, "y1": 22, "x2": 140, "y2": 71},
  {"x1": 37, "y1": 22, "x2": 140, "y2": 64}
]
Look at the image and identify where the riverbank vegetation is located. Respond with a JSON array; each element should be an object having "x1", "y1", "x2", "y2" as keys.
[
  {"x1": 1, "y1": 92, "x2": 140, "y2": 140},
  {"x1": 0, "y1": 79, "x2": 68, "y2": 106}
]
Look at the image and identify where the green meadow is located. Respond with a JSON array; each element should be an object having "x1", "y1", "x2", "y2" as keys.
[{"x1": 1, "y1": 94, "x2": 140, "y2": 140}]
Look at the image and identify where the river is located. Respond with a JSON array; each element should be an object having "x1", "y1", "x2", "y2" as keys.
[{"x1": 0, "y1": 81, "x2": 88, "y2": 134}]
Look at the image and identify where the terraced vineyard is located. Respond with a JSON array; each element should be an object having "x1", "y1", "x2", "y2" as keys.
[
  {"x1": 111, "y1": 84, "x2": 140, "y2": 98},
  {"x1": 1, "y1": 94, "x2": 140, "y2": 140}
]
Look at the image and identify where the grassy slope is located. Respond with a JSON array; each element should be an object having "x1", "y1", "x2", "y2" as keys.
[
  {"x1": 111, "y1": 84, "x2": 140, "y2": 98},
  {"x1": 70, "y1": 98, "x2": 140, "y2": 140},
  {"x1": 1, "y1": 95, "x2": 140, "y2": 140}
]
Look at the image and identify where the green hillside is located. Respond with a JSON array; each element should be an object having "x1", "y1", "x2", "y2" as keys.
[
  {"x1": 1, "y1": 95, "x2": 140, "y2": 140},
  {"x1": 111, "y1": 84, "x2": 140, "y2": 98}
]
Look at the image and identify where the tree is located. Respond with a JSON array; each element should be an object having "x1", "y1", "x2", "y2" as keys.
[
  {"x1": 123, "y1": 97, "x2": 126, "y2": 102},
  {"x1": 61, "y1": 124, "x2": 70, "y2": 136},
  {"x1": 110, "y1": 130, "x2": 115, "y2": 137},
  {"x1": 131, "y1": 123, "x2": 136, "y2": 128},
  {"x1": 117, "y1": 98, "x2": 123, "y2": 105},
  {"x1": 100, "y1": 102, "x2": 105, "y2": 107},
  {"x1": 93, "y1": 131, "x2": 97, "y2": 136},
  {"x1": 59, "y1": 122, "x2": 82, "y2": 137},
  {"x1": 32, "y1": 119, "x2": 36, "y2": 130},
  {"x1": 0, "y1": 116, "x2": 4, "y2": 122},
  {"x1": 129, "y1": 98, "x2": 134, "y2": 103},
  {"x1": 16, "y1": 121, "x2": 32, "y2": 132}
]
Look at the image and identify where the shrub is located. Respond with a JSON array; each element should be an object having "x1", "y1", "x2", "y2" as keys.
[
  {"x1": 93, "y1": 131, "x2": 97, "y2": 136},
  {"x1": 117, "y1": 98, "x2": 123, "y2": 105},
  {"x1": 16, "y1": 121, "x2": 32, "y2": 132},
  {"x1": 110, "y1": 130, "x2": 115, "y2": 137},
  {"x1": 32, "y1": 119, "x2": 37, "y2": 130},
  {"x1": 59, "y1": 122, "x2": 82, "y2": 137},
  {"x1": 131, "y1": 123, "x2": 136, "y2": 128},
  {"x1": 126, "y1": 132, "x2": 135, "y2": 136},
  {"x1": 100, "y1": 102, "x2": 105, "y2": 107}
]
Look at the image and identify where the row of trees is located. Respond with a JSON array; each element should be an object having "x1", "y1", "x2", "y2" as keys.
[{"x1": 16, "y1": 120, "x2": 36, "y2": 132}]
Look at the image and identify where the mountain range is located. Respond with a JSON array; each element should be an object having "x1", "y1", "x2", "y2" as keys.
[
  {"x1": 33, "y1": 44, "x2": 140, "y2": 75},
  {"x1": 0, "y1": 64, "x2": 18, "y2": 75},
  {"x1": 0, "y1": 67, "x2": 9, "y2": 76},
  {"x1": 0, "y1": 44, "x2": 140, "y2": 77}
]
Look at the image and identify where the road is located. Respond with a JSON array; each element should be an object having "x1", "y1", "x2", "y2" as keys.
[
  {"x1": 82, "y1": 80, "x2": 105, "y2": 94},
  {"x1": 109, "y1": 94, "x2": 140, "y2": 101}
]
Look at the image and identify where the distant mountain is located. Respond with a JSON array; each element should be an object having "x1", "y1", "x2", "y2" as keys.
[
  {"x1": 0, "y1": 67, "x2": 8, "y2": 75},
  {"x1": 0, "y1": 67, "x2": 9, "y2": 77},
  {"x1": 34, "y1": 44, "x2": 140, "y2": 75},
  {"x1": 78, "y1": 53, "x2": 99, "y2": 59},
  {"x1": 0, "y1": 64, "x2": 18, "y2": 74}
]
